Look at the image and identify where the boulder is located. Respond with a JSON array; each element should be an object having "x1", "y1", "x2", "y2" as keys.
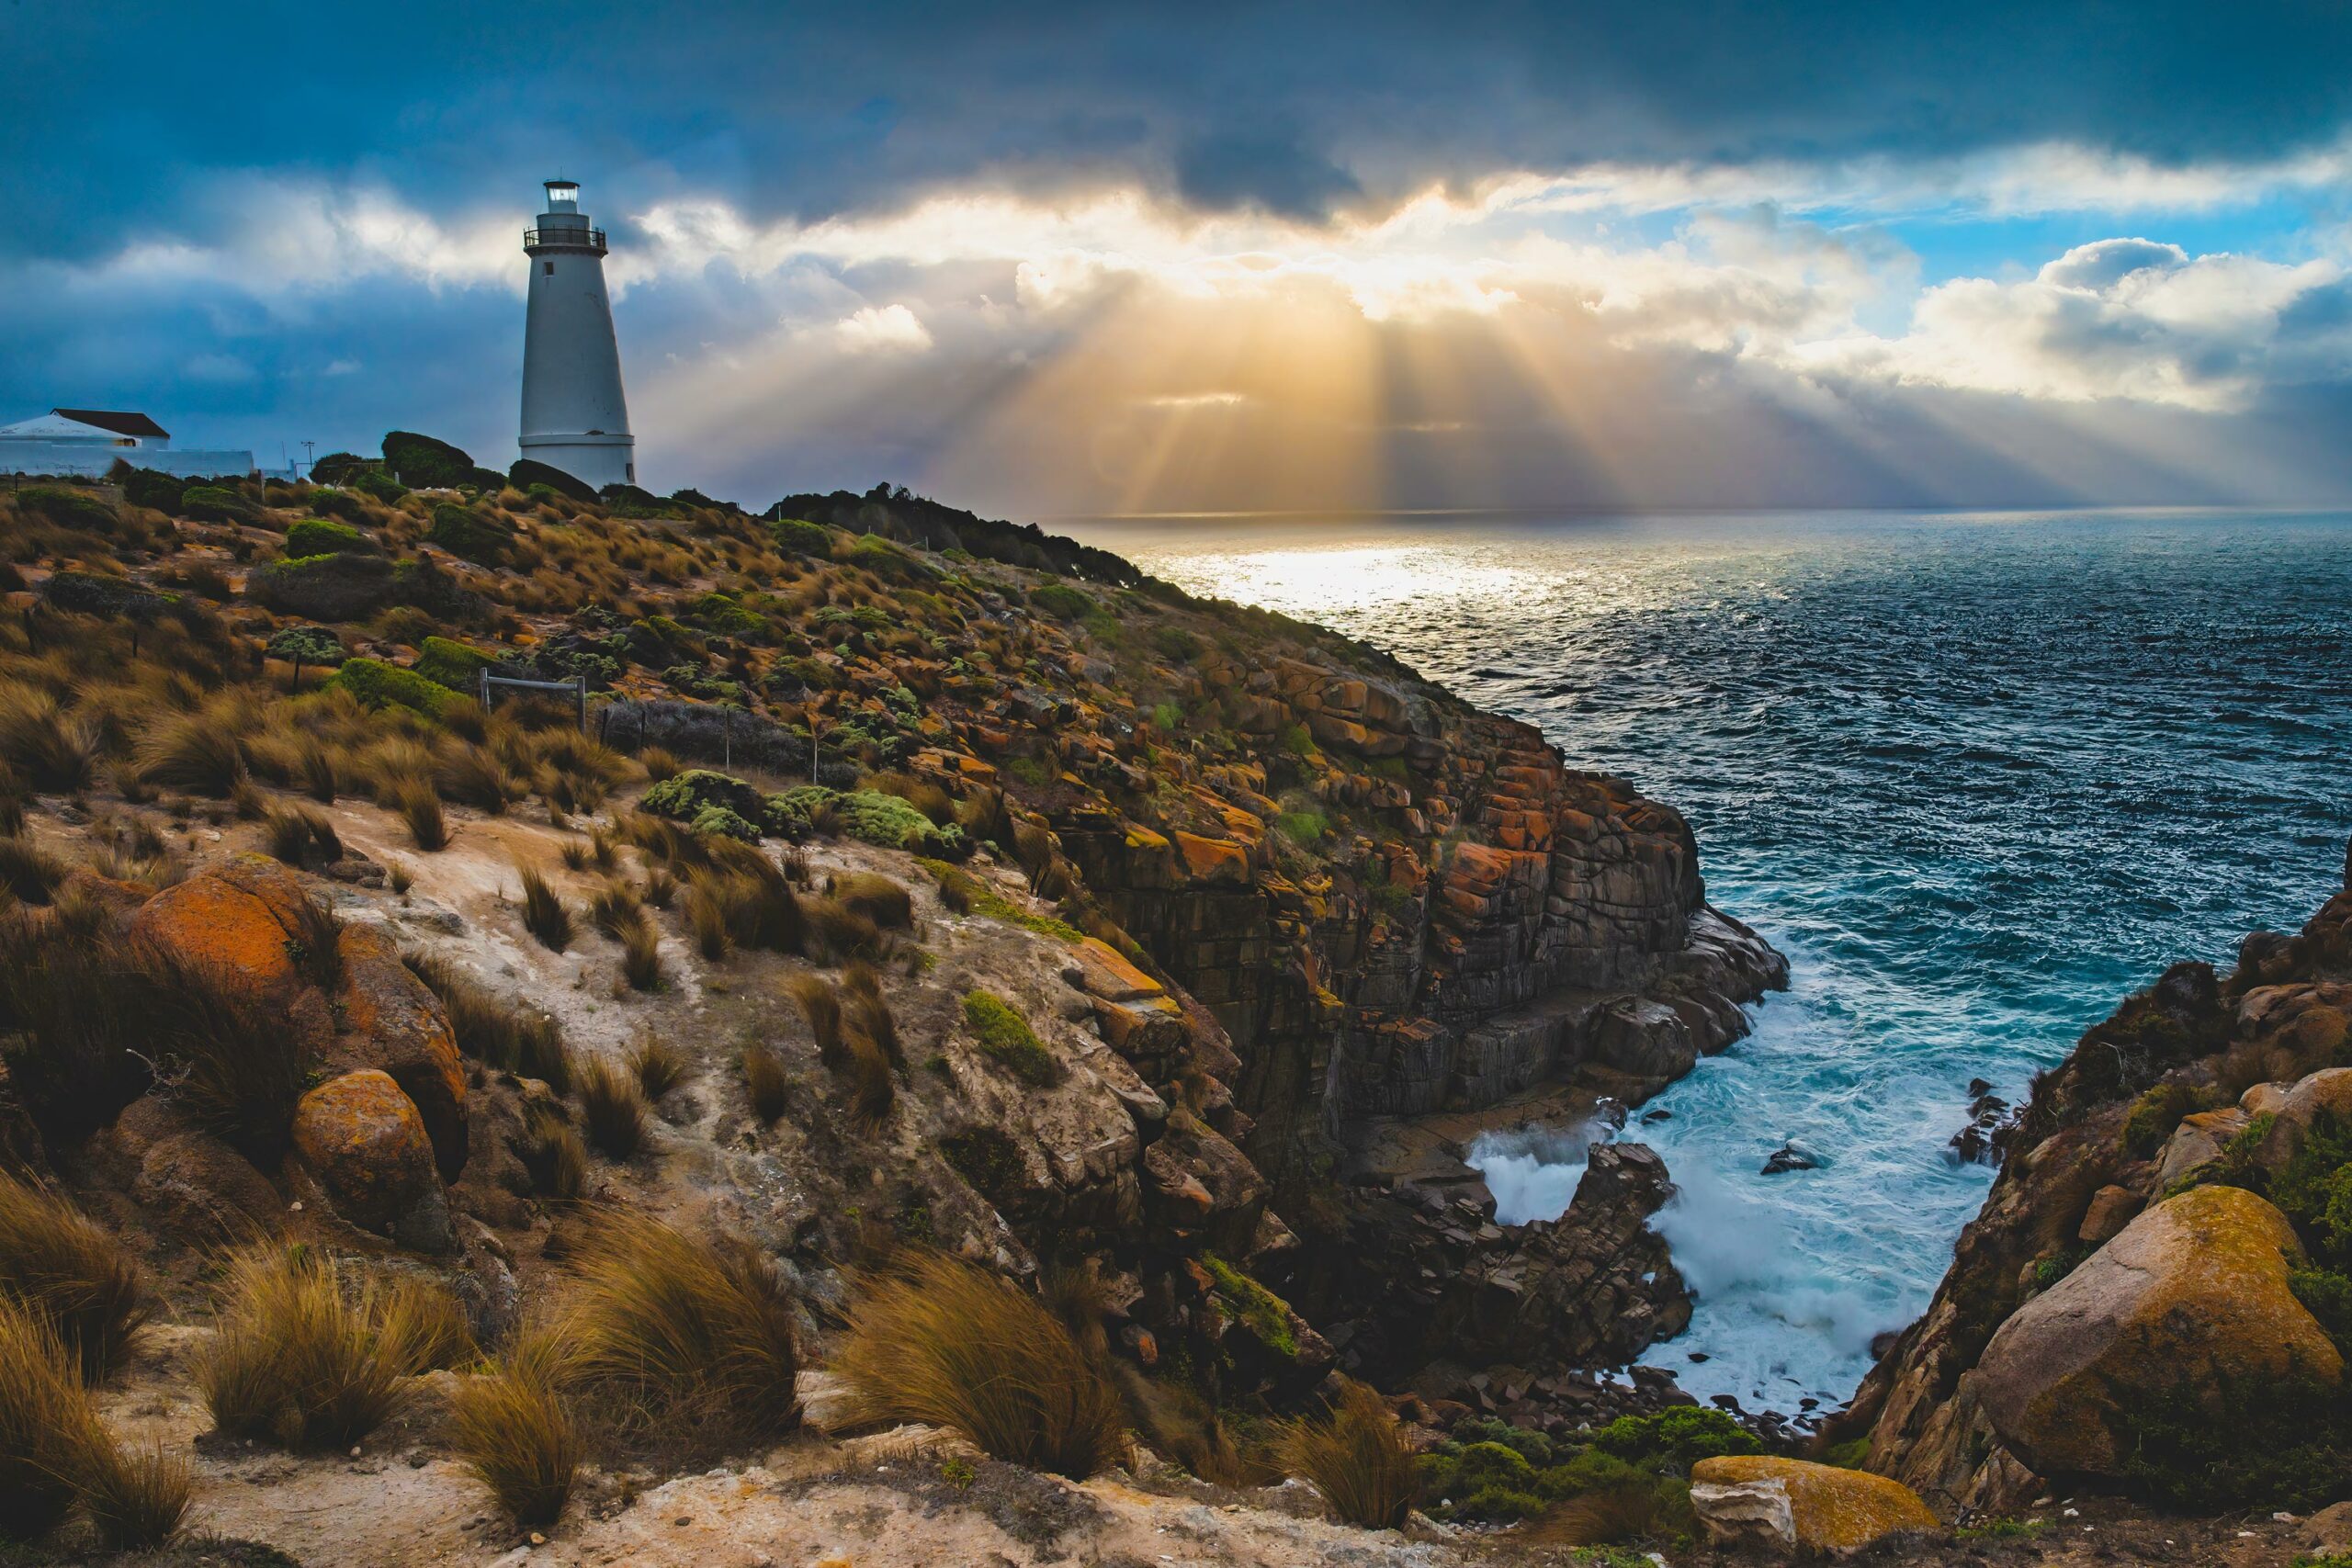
[
  {"x1": 129, "y1": 854, "x2": 319, "y2": 992},
  {"x1": 1690, "y1": 1456, "x2": 1939, "y2": 1553},
  {"x1": 1973, "y1": 1184, "x2": 2342, "y2": 1477},
  {"x1": 331, "y1": 922, "x2": 468, "y2": 1180},
  {"x1": 2244, "y1": 1066, "x2": 2352, "y2": 1170},
  {"x1": 2075, "y1": 1184, "x2": 2142, "y2": 1247},
  {"x1": 290, "y1": 1070, "x2": 452, "y2": 1253},
  {"x1": 2153, "y1": 1105, "x2": 2249, "y2": 1189},
  {"x1": 113, "y1": 1099, "x2": 283, "y2": 1244}
]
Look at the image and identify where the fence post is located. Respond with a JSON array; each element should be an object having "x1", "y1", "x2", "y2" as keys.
[{"x1": 576, "y1": 674, "x2": 588, "y2": 734}]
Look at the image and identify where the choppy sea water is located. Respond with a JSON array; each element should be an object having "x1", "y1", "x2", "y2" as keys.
[{"x1": 1065, "y1": 509, "x2": 2352, "y2": 1414}]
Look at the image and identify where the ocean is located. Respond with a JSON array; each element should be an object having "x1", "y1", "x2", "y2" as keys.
[{"x1": 1064, "y1": 508, "x2": 2352, "y2": 1415}]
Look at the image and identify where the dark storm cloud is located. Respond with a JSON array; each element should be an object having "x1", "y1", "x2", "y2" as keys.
[{"x1": 10, "y1": 0, "x2": 2352, "y2": 260}]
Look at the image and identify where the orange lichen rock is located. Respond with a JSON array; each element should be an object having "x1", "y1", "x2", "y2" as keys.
[
  {"x1": 331, "y1": 922, "x2": 469, "y2": 1181},
  {"x1": 1690, "y1": 1455, "x2": 1939, "y2": 1551},
  {"x1": 290, "y1": 1069, "x2": 452, "y2": 1253},
  {"x1": 1171, "y1": 830, "x2": 1250, "y2": 886},
  {"x1": 129, "y1": 852, "x2": 319, "y2": 991}
]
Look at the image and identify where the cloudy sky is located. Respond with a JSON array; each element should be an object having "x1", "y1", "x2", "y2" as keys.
[{"x1": 9, "y1": 2, "x2": 2352, "y2": 513}]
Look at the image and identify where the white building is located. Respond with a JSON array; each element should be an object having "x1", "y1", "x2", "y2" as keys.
[
  {"x1": 519, "y1": 179, "x2": 636, "y2": 491},
  {"x1": 0, "y1": 408, "x2": 257, "y2": 479}
]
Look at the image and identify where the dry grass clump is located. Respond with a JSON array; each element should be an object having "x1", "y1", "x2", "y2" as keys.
[
  {"x1": 576, "y1": 1055, "x2": 648, "y2": 1160},
  {"x1": 803, "y1": 895, "x2": 880, "y2": 963},
  {"x1": 194, "y1": 1245, "x2": 424, "y2": 1450},
  {"x1": 295, "y1": 736, "x2": 338, "y2": 802},
  {"x1": 558, "y1": 1213, "x2": 799, "y2": 1450},
  {"x1": 842, "y1": 962, "x2": 903, "y2": 1067},
  {"x1": 637, "y1": 745, "x2": 683, "y2": 783},
  {"x1": 376, "y1": 1274, "x2": 475, "y2": 1375},
  {"x1": 0, "y1": 682, "x2": 102, "y2": 792},
  {"x1": 517, "y1": 862, "x2": 573, "y2": 952},
  {"x1": 830, "y1": 871, "x2": 913, "y2": 929},
  {"x1": 741, "y1": 1042, "x2": 790, "y2": 1122},
  {"x1": 830, "y1": 1250, "x2": 1126, "y2": 1479},
  {"x1": 434, "y1": 739, "x2": 514, "y2": 812},
  {"x1": 1525, "y1": 1483, "x2": 1682, "y2": 1548},
  {"x1": 451, "y1": 1325, "x2": 578, "y2": 1528},
  {"x1": 685, "y1": 878, "x2": 732, "y2": 960},
  {"x1": 520, "y1": 1106, "x2": 587, "y2": 1200},
  {"x1": 398, "y1": 780, "x2": 448, "y2": 850},
  {"x1": 789, "y1": 973, "x2": 844, "y2": 1065},
  {"x1": 620, "y1": 911, "x2": 664, "y2": 990},
  {"x1": 401, "y1": 951, "x2": 570, "y2": 1088},
  {"x1": 283, "y1": 886, "x2": 345, "y2": 994},
  {"x1": 702, "y1": 839, "x2": 805, "y2": 953},
  {"x1": 136, "y1": 706, "x2": 249, "y2": 795},
  {"x1": 588, "y1": 879, "x2": 641, "y2": 938},
  {"x1": 0, "y1": 830, "x2": 64, "y2": 903},
  {"x1": 262, "y1": 800, "x2": 343, "y2": 866},
  {"x1": 1272, "y1": 1380, "x2": 1419, "y2": 1529},
  {"x1": 628, "y1": 1035, "x2": 688, "y2": 1100},
  {"x1": 0, "y1": 1295, "x2": 188, "y2": 1547},
  {"x1": 0, "y1": 1171, "x2": 149, "y2": 1382}
]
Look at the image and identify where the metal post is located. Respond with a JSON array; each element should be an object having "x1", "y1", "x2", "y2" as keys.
[
  {"x1": 479, "y1": 668, "x2": 492, "y2": 713},
  {"x1": 576, "y1": 674, "x2": 588, "y2": 733}
]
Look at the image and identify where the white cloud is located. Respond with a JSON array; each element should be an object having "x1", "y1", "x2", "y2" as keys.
[
  {"x1": 1786, "y1": 239, "x2": 2352, "y2": 409},
  {"x1": 831, "y1": 303, "x2": 933, "y2": 353}
]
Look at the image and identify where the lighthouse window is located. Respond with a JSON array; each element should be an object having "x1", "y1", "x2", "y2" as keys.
[{"x1": 543, "y1": 262, "x2": 554, "y2": 276}]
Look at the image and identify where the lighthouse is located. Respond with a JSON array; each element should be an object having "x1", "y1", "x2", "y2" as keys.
[{"x1": 520, "y1": 179, "x2": 635, "y2": 491}]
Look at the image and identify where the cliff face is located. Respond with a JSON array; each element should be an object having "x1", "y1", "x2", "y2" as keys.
[
  {"x1": 0, "y1": 463, "x2": 1785, "y2": 1422},
  {"x1": 1846, "y1": 859, "x2": 2352, "y2": 1518}
]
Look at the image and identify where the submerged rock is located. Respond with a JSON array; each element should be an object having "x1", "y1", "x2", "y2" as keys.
[{"x1": 1761, "y1": 1140, "x2": 1821, "y2": 1175}]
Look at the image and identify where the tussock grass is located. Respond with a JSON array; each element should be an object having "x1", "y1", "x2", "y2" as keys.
[
  {"x1": 521, "y1": 1106, "x2": 587, "y2": 1200},
  {"x1": 1272, "y1": 1380, "x2": 1419, "y2": 1529},
  {"x1": 704, "y1": 840, "x2": 804, "y2": 952},
  {"x1": 517, "y1": 862, "x2": 573, "y2": 952},
  {"x1": 434, "y1": 739, "x2": 513, "y2": 812},
  {"x1": 0, "y1": 682, "x2": 102, "y2": 792},
  {"x1": 843, "y1": 962, "x2": 903, "y2": 1068},
  {"x1": 628, "y1": 1035, "x2": 687, "y2": 1100},
  {"x1": 559, "y1": 837, "x2": 590, "y2": 871},
  {"x1": 0, "y1": 831, "x2": 65, "y2": 903},
  {"x1": 74, "y1": 1436, "x2": 192, "y2": 1551},
  {"x1": 295, "y1": 736, "x2": 338, "y2": 802},
  {"x1": 263, "y1": 801, "x2": 343, "y2": 866},
  {"x1": 560, "y1": 1213, "x2": 799, "y2": 1450},
  {"x1": 137, "y1": 707, "x2": 249, "y2": 795},
  {"x1": 803, "y1": 896, "x2": 879, "y2": 963},
  {"x1": 638, "y1": 745, "x2": 682, "y2": 783},
  {"x1": 451, "y1": 1327, "x2": 578, "y2": 1528},
  {"x1": 685, "y1": 879, "x2": 731, "y2": 960},
  {"x1": 377, "y1": 1274, "x2": 475, "y2": 1375},
  {"x1": 194, "y1": 1245, "x2": 415, "y2": 1450},
  {"x1": 831, "y1": 871, "x2": 912, "y2": 929},
  {"x1": 641, "y1": 865, "x2": 677, "y2": 909},
  {"x1": 831, "y1": 1250, "x2": 1126, "y2": 1478},
  {"x1": 588, "y1": 879, "x2": 641, "y2": 939},
  {"x1": 1526, "y1": 1483, "x2": 1685, "y2": 1548},
  {"x1": 741, "y1": 1043, "x2": 789, "y2": 1122},
  {"x1": 0, "y1": 1293, "x2": 188, "y2": 1545},
  {"x1": 401, "y1": 951, "x2": 570, "y2": 1088},
  {"x1": 576, "y1": 1055, "x2": 647, "y2": 1160},
  {"x1": 398, "y1": 780, "x2": 447, "y2": 850},
  {"x1": 284, "y1": 887, "x2": 345, "y2": 994},
  {"x1": 620, "y1": 912, "x2": 664, "y2": 990},
  {"x1": 0, "y1": 1171, "x2": 149, "y2": 1382},
  {"x1": 789, "y1": 974, "x2": 844, "y2": 1066}
]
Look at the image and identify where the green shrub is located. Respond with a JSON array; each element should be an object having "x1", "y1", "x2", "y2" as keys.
[
  {"x1": 15, "y1": 484, "x2": 118, "y2": 533},
  {"x1": 119, "y1": 467, "x2": 188, "y2": 513},
  {"x1": 266, "y1": 624, "x2": 347, "y2": 668},
  {"x1": 1201, "y1": 1253, "x2": 1297, "y2": 1358},
  {"x1": 1592, "y1": 1405, "x2": 1762, "y2": 1468},
  {"x1": 330, "y1": 657, "x2": 447, "y2": 716},
  {"x1": 413, "y1": 636, "x2": 500, "y2": 693},
  {"x1": 643, "y1": 769, "x2": 768, "y2": 828},
  {"x1": 384, "y1": 430, "x2": 503, "y2": 491},
  {"x1": 2290, "y1": 1265, "x2": 2352, "y2": 1353},
  {"x1": 2121, "y1": 1080, "x2": 2212, "y2": 1158},
  {"x1": 354, "y1": 468, "x2": 407, "y2": 503},
  {"x1": 42, "y1": 570, "x2": 175, "y2": 621},
  {"x1": 246, "y1": 551, "x2": 397, "y2": 620},
  {"x1": 686, "y1": 592, "x2": 762, "y2": 635},
  {"x1": 507, "y1": 457, "x2": 597, "y2": 502},
  {"x1": 961, "y1": 990, "x2": 1058, "y2": 1086},
  {"x1": 179, "y1": 484, "x2": 257, "y2": 524},
  {"x1": 282, "y1": 518, "x2": 377, "y2": 558},
  {"x1": 308, "y1": 452, "x2": 372, "y2": 487},
  {"x1": 769, "y1": 518, "x2": 834, "y2": 558},
  {"x1": 836, "y1": 789, "x2": 964, "y2": 855},
  {"x1": 691, "y1": 805, "x2": 761, "y2": 841},
  {"x1": 427, "y1": 503, "x2": 514, "y2": 562},
  {"x1": 1029, "y1": 581, "x2": 1093, "y2": 620},
  {"x1": 2111, "y1": 1363, "x2": 2351, "y2": 1510}
]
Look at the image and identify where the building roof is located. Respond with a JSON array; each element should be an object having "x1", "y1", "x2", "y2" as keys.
[{"x1": 51, "y1": 408, "x2": 169, "y2": 439}]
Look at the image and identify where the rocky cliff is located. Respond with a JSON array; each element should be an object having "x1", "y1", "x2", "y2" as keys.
[{"x1": 1843, "y1": 855, "x2": 2352, "y2": 1517}]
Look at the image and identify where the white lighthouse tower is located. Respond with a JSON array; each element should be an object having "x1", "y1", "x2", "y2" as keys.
[{"x1": 520, "y1": 179, "x2": 635, "y2": 490}]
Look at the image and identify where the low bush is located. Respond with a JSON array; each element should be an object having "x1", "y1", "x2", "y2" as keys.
[
  {"x1": 0, "y1": 1171, "x2": 148, "y2": 1382},
  {"x1": 283, "y1": 518, "x2": 379, "y2": 559},
  {"x1": 427, "y1": 503, "x2": 514, "y2": 562},
  {"x1": 1275, "y1": 1381, "x2": 1419, "y2": 1529},
  {"x1": 16, "y1": 484, "x2": 119, "y2": 535},
  {"x1": 332, "y1": 657, "x2": 448, "y2": 716},
  {"x1": 770, "y1": 517, "x2": 834, "y2": 558},
  {"x1": 247, "y1": 552, "x2": 397, "y2": 621},
  {"x1": 831, "y1": 1250, "x2": 1125, "y2": 1478}
]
